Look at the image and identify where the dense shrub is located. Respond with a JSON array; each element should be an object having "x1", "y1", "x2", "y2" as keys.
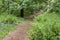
[
  {"x1": 0, "y1": 0, "x2": 41, "y2": 16},
  {"x1": 29, "y1": 12, "x2": 60, "y2": 40},
  {"x1": 0, "y1": 0, "x2": 60, "y2": 17},
  {"x1": 0, "y1": 13, "x2": 25, "y2": 24}
]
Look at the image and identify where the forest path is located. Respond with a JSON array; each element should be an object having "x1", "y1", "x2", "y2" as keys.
[{"x1": 3, "y1": 11, "x2": 42, "y2": 40}]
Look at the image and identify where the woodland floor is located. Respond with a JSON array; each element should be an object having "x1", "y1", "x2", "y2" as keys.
[{"x1": 3, "y1": 11, "x2": 41, "y2": 40}]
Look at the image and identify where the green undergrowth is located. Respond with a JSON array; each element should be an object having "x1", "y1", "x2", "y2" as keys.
[
  {"x1": 0, "y1": 13, "x2": 26, "y2": 24},
  {"x1": 29, "y1": 12, "x2": 60, "y2": 40},
  {"x1": 0, "y1": 13, "x2": 27, "y2": 40}
]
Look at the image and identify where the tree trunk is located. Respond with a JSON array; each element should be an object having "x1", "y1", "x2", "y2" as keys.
[{"x1": 20, "y1": 8, "x2": 24, "y2": 17}]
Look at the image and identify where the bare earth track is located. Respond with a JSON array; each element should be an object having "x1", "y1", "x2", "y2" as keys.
[{"x1": 3, "y1": 11, "x2": 42, "y2": 40}]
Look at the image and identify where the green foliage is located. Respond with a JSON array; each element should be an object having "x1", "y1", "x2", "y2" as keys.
[
  {"x1": 0, "y1": 14, "x2": 17, "y2": 24},
  {"x1": 0, "y1": 0, "x2": 41, "y2": 16},
  {"x1": 0, "y1": 0, "x2": 60, "y2": 40},
  {"x1": 0, "y1": 0, "x2": 60, "y2": 16},
  {"x1": 29, "y1": 12, "x2": 60, "y2": 40},
  {"x1": 43, "y1": 0, "x2": 60, "y2": 12},
  {"x1": 0, "y1": 13, "x2": 25, "y2": 24},
  {"x1": 0, "y1": 23, "x2": 17, "y2": 40},
  {"x1": 0, "y1": 13, "x2": 26, "y2": 40}
]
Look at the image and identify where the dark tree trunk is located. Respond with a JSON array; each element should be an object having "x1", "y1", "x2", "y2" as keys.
[
  {"x1": 20, "y1": 8, "x2": 24, "y2": 17},
  {"x1": 11, "y1": 10, "x2": 14, "y2": 14}
]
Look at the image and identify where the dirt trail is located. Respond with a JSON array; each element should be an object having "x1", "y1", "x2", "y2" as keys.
[
  {"x1": 3, "y1": 11, "x2": 42, "y2": 40},
  {"x1": 3, "y1": 22, "x2": 30, "y2": 40}
]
